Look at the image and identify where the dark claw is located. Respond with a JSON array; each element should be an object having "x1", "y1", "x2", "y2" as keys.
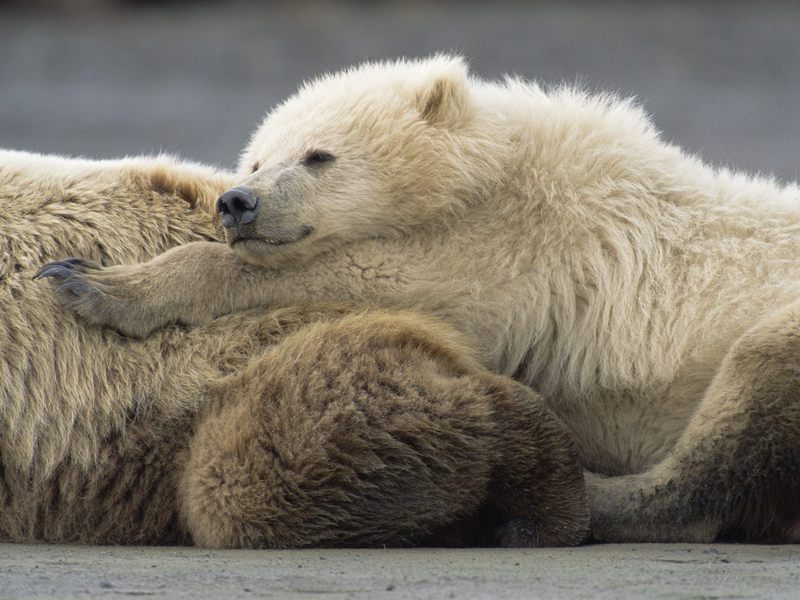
[
  {"x1": 33, "y1": 258, "x2": 90, "y2": 280},
  {"x1": 56, "y1": 280, "x2": 92, "y2": 297},
  {"x1": 34, "y1": 264, "x2": 77, "y2": 281},
  {"x1": 59, "y1": 257, "x2": 90, "y2": 267}
]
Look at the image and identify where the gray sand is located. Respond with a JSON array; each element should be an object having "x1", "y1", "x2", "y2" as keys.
[{"x1": 1, "y1": 543, "x2": 798, "y2": 599}]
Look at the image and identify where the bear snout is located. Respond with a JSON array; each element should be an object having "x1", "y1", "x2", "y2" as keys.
[{"x1": 216, "y1": 186, "x2": 260, "y2": 228}]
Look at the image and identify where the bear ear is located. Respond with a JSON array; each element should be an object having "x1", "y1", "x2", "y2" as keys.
[{"x1": 415, "y1": 56, "x2": 470, "y2": 127}]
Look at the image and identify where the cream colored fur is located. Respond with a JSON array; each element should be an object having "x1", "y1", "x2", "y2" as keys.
[{"x1": 38, "y1": 56, "x2": 800, "y2": 542}]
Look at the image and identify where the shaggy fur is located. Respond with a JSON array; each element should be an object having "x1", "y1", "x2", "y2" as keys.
[
  {"x1": 38, "y1": 56, "x2": 800, "y2": 543},
  {"x1": 1, "y1": 151, "x2": 588, "y2": 547}
]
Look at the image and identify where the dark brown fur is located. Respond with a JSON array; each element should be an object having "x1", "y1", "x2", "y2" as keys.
[{"x1": 183, "y1": 312, "x2": 589, "y2": 548}]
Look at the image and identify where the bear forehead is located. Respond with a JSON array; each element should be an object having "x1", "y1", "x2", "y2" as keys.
[
  {"x1": 253, "y1": 96, "x2": 417, "y2": 156},
  {"x1": 264, "y1": 55, "x2": 469, "y2": 129}
]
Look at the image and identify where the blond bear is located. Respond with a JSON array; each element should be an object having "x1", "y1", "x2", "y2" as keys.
[{"x1": 39, "y1": 56, "x2": 800, "y2": 543}]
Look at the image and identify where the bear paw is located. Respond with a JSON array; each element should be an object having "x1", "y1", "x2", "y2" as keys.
[{"x1": 35, "y1": 257, "x2": 151, "y2": 337}]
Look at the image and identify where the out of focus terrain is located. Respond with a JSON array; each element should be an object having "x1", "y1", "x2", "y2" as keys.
[{"x1": 1, "y1": 1, "x2": 799, "y2": 180}]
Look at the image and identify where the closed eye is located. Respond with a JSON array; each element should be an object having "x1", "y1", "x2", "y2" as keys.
[{"x1": 302, "y1": 150, "x2": 336, "y2": 167}]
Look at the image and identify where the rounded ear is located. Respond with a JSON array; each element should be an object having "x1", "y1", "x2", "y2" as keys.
[{"x1": 415, "y1": 56, "x2": 470, "y2": 127}]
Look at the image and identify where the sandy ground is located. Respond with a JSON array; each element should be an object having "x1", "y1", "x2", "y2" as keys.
[{"x1": 1, "y1": 543, "x2": 798, "y2": 599}]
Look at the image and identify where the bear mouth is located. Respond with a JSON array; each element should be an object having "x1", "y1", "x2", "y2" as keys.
[{"x1": 229, "y1": 226, "x2": 314, "y2": 248}]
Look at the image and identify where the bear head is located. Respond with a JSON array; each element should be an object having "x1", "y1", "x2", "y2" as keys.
[{"x1": 217, "y1": 55, "x2": 507, "y2": 266}]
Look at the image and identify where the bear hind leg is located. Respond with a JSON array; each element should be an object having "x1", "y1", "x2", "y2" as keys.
[
  {"x1": 180, "y1": 312, "x2": 589, "y2": 548},
  {"x1": 587, "y1": 302, "x2": 800, "y2": 543}
]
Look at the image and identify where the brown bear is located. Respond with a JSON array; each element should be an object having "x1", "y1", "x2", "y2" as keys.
[{"x1": 0, "y1": 150, "x2": 588, "y2": 547}]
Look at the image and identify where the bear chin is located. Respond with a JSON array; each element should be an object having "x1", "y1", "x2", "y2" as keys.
[{"x1": 228, "y1": 233, "x2": 315, "y2": 266}]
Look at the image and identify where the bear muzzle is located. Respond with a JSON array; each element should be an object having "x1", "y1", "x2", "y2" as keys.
[{"x1": 216, "y1": 186, "x2": 260, "y2": 228}]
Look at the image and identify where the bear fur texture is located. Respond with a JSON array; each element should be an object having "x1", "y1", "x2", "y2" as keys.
[
  {"x1": 39, "y1": 56, "x2": 800, "y2": 543},
  {"x1": 1, "y1": 151, "x2": 589, "y2": 547}
]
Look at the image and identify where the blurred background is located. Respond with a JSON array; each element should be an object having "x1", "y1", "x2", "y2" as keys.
[{"x1": 1, "y1": 0, "x2": 798, "y2": 180}]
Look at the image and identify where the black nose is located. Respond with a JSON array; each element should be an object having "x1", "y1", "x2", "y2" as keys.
[{"x1": 216, "y1": 187, "x2": 260, "y2": 228}]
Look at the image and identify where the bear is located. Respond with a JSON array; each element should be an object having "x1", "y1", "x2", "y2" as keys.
[
  {"x1": 37, "y1": 55, "x2": 800, "y2": 544},
  {"x1": 0, "y1": 150, "x2": 589, "y2": 547}
]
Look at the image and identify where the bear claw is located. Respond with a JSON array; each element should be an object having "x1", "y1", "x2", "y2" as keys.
[
  {"x1": 34, "y1": 258, "x2": 93, "y2": 281},
  {"x1": 56, "y1": 280, "x2": 92, "y2": 297},
  {"x1": 34, "y1": 264, "x2": 76, "y2": 281}
]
